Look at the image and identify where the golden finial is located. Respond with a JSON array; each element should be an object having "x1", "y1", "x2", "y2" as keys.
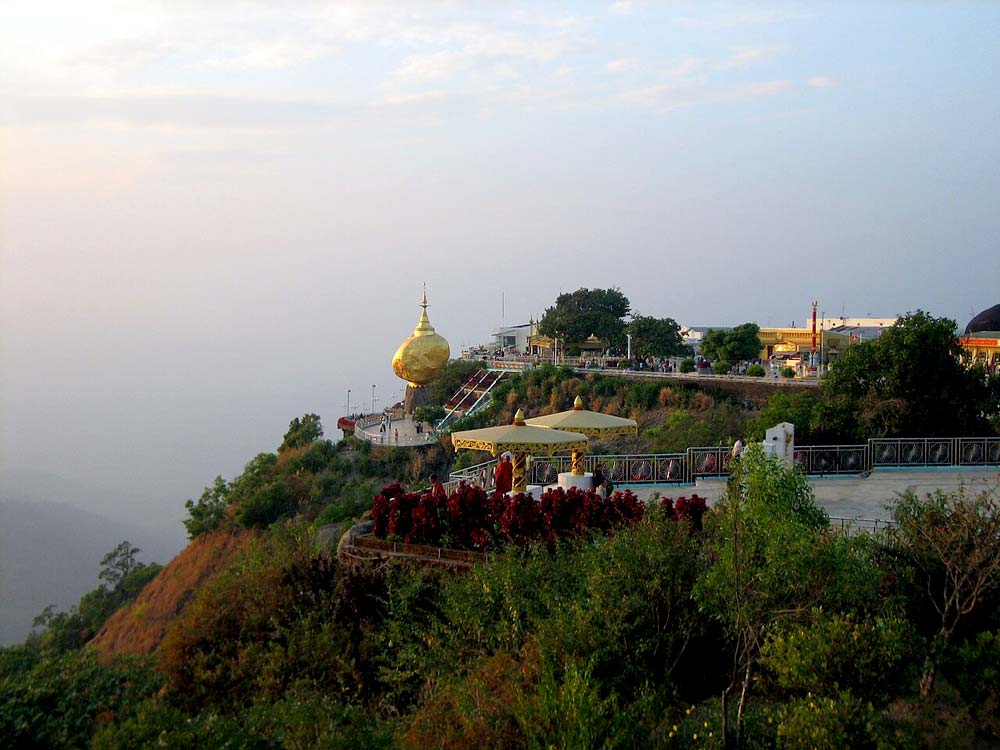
[
  {"x1": 514, "y1": 408, "x2": 526, "y2": 426},
  {"x1": 573, "y1": 395, "x2": 584, "y2": 410},
  {"x1": 413, "y1": 283, "x2": 434, "y2": 337},
  {"x1": 392, "y1": 284, "x2": 450, "y2": 387}
]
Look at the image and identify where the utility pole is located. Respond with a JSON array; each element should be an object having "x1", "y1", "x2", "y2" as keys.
[
  {"x1": 372, "y1": 384, "x2": 376, "y2": 414},
  {"x1": 347, "y1": 389, "x2": 351, "y2": 416},
  {"x1": 811, "y1": 301, "x2": 818, "y2": 370}
]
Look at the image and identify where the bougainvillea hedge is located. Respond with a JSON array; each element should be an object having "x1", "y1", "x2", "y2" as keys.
[{"x1": 370, "y1": 482, "x2": 707, "y2": 551}]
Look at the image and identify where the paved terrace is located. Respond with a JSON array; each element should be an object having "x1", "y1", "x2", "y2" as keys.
[
  {"x1": 680, "y1": 467, "x2": 999, "y2": 521},
  {"x1": 353, "y1": 413, "x2": 438, "y2": 446}
]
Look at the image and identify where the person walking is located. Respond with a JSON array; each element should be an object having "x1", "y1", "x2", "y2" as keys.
[{"x1": 731, "y1": 437, "x2": 745, "y2": 460}]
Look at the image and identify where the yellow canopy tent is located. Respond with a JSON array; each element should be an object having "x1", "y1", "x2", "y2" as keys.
[
  {"x1": 525, "y1": 396, "x2": 638, "y2": 475},
  {"x1": 451, "y1": 409, "x2": 588, "y2": 493}
]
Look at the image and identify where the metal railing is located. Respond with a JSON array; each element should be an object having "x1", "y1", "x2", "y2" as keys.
[
  {"x1": 828, "y1": 516, "x2": 896, "y2": 537},
  {"x1": 449, "y1": 458, "x2": 498, "y2": 490},
  {"x1": 870, "y1": 437, "x2": 1000, "y2": 468},
  {"x1": 354, "y1": 429, "x2": 438, "y2": 447},
  {"x1": 794, "y1": 445, "x2": 869, "y2": 475},
  {"x1": 447, "y1": 436, "x2": 1000, "y2": 489}
]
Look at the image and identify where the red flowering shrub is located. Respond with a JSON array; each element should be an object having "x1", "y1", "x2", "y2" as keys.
[
  {"x1": 372, "y1": 483, "x2": 407, "y2": 537},
  {"x1": 659, "y1": 493, "x2": 707, "y2": 530},
  {"x1": 500, "y1": 492, "x2": 544, "y2": 545},
  {"x1": 446, "y1": 483, "x2": 495, "y2": 548},
  {"x1": 409, "y1": 491, "x2": 446, "y2": 545},
  {"x1": 371, "y1": 483, "x2": 663, "y2": 551}
]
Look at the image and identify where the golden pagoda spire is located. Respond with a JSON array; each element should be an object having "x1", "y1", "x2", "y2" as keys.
[
  {"x1": 412, "y1": 282, "x2": 435, "y2": 337},
  {"x1": 392, "y1": 283, "x2": 450, "y2": 386}
]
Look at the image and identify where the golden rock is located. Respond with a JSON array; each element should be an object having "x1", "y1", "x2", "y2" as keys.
[{"x1": 392, "y1": 287, "x2": 450, "y2": 387}]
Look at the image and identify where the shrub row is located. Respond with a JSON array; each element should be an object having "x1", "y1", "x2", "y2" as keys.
[{"x1": 371, "y1": 483, "x2": 705, "y2": 551}]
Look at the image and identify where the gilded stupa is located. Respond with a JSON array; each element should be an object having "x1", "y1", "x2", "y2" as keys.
[{"x1": 392, "y1": 285, "x2": 450, "y2": 389}]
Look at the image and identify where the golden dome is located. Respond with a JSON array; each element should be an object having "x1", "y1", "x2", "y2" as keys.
[{"x1": 392, "y1": 286, "x2": 450, "y2": 387}]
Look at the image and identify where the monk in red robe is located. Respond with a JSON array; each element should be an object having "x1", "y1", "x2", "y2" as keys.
[{"x1": 494, "y1": 455, "x2": 513, "y2": 494}]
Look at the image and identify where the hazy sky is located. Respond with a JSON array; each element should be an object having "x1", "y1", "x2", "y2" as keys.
[{"x1": 2, "y1": 1, "x2": 999, "y2": 527}]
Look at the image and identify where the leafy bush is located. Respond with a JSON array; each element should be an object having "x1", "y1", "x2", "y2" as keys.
[
  {"x1": 778, "y1": 691, "x2": 888, "y2": 750},
  {"x1": 761, "y1": 610, "x2": 917, "y2": 704},
  {"x1": 945, "y1": 630, "x2": 1000, "y2": 737},
  {"x1": 782, "y1": 366, "x2": 796, "y2": 378},
  {"x1": 183, "y1": 476, "x2": 230, "y2": 539},
  {"x1": 679, "y1": 358, "x2": 696, "y2": 373},
  {"x1": 712, "y1": 361, "x2": 731, "y2": 375},
  {"x1": 235, "y1": 478, "x2": 296, "y2": 528},
  {"x1": 747, "y1": 364, "x2": 766, "y2": 377},
  {"x1": 643, "y1": 404, "x2": 748, "y2": 454},
  {"x1": 0, "y1": 651, "x2": 163, "y2": 750},
  {"x1": 91, "y1": 699, "x2": 261, "y2": 750}
]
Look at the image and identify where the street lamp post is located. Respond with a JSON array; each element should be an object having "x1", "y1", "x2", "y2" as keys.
[
  {"x1": 347, "y1": 389, "x2": 351, "y2": 416},
  {"x1": 372, "y1": 384, "x2": 376, "y2": 415}
]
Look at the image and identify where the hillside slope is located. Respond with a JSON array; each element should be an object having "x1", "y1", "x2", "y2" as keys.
[{"x1": 89, "y1": 528, "x2": 253, "y2": 658}]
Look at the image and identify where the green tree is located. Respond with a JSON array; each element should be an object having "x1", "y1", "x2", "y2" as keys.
[
  {"x1": 279, "y1": 413, "x2": 323, "y2": 451},
  {"x1": 183, "y1": 476, "x2": 230, "y2": 539},
  {"x1": 696, "y1": 446, "x2": 852, "y2": 746},
  {"x1": 99, "y1": 541, "x2": 143, "y2": 589},
  {"x1": 625, "y1": 315, "x2": 688, "y2": 358},
  {"x1": 700, "y1": 323, "x2": 762, "y2": 363},
  {"x1": 889, "y1": 482, "x2": 1000, "y2": 696},
  {"x1": 29, "y1": 542, "x2": 161, "y2": 655},
  {"x1": 821, "y1": 310, "x2": 998, "y2": 438},
  {"x1": 749, "y1": 391, "x2": 821, "y2": 442},
  {"x1": 538, "y1": 288, "x2": 631, "y2": 352}
]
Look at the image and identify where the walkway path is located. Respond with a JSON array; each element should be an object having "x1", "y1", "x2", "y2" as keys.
[{"x1": 625, "y1": 467, "x2": 1000, "y2": 521}]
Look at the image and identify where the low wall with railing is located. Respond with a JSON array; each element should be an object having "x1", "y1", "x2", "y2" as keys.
[{"x1": 448, "y1": 437, "x2": 1000, "y2": 488}]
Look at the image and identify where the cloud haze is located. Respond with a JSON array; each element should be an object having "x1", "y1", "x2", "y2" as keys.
[{"x1": 3, "y1": 1, "x2": 999, "y2": 527}]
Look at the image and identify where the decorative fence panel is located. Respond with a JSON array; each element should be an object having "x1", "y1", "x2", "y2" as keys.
[
  {"x1": 524, "y1": 453, "x2": 689, "y2": 486},
  {"x1": 687, "y1": 447, "x2": 733, "y2": 479},
  {"x1": 793, "y1": 445, "x2": 868, "y2": 475},
  {"x1": 450, "y1": 437, "x2": 1000, "y2": 490}
]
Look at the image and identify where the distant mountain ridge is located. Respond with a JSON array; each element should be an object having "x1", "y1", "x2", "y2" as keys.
[
  {"x1": 0, "y1": 468, "x2": 185, "y2": 534},
  {"x1": 0, "y1": 480, "x2": 187, "y2": 644}
]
